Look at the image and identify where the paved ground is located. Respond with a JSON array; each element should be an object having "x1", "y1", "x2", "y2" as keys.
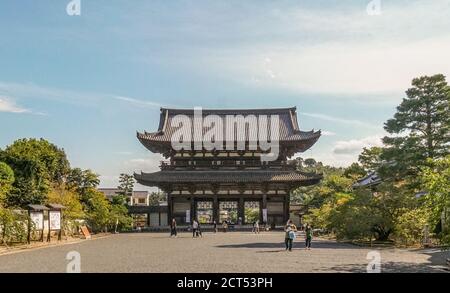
[{"x1": 0, "y1": 232, "x2": 448, "y2": 273}]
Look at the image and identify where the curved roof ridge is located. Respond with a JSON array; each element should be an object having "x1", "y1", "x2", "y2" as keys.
[{"x1": 161, "y1": 107, "x2": 297, "y2": 114}]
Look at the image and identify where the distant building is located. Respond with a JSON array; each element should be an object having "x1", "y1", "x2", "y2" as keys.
[
  {"x1": 352, "y1": 172, "x2": 382, "y2": 189},
  {"x1": 98, "y1": 188, "x2": 167, "y2": 228},
  {"x1": 97, "y1": 188, "x2": 150, "y2": 206}
]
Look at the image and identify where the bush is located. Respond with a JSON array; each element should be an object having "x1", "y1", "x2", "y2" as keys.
[
  {"x1": 394, "y1": 208, "x2": 430, "y2": 246},
  {"x1": 0, "y1": 207, "x2": 28, "y2": 245}
]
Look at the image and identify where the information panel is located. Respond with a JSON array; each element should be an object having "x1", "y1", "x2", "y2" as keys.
[{"x1": 49, "y1": 211, "x2": 61, "y2": 230}]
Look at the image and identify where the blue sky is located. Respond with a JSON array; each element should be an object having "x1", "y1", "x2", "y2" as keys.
[{"x1": 1, "y1": 0, "x2": 450, "y2": 189}]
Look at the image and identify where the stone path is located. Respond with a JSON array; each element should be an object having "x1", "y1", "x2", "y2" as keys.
[{"x1": 0, "y1": 232, "x2": 448, "y2": 273}]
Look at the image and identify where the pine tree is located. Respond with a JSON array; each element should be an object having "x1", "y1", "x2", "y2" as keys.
[{"x1": 382, "y1": 74, "x2": 450, "y2": 180}]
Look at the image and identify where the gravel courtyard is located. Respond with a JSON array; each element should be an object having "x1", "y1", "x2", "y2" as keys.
[{"x1": 0, "y1": 232, "x2": 448, "y2": 273}]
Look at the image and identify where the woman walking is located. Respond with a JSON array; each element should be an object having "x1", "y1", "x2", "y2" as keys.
[
  {"x1": 170, "y1": 218, "x2": 177, "y2": 237},
  {"x1": 305, "y1": 224, "x2": 312, "y2": 250},
  {"x1": 284, "y1": 220, "x2": 297, "y2": 251}
]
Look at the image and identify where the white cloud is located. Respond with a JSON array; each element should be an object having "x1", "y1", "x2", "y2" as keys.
[
  {"x1": 321, "y1": 130, "x2": 336, "y2": 136},
  {"x1": 301, "y1": 112, "x2": 378, "y2": 130},
  {"x1": 0, "y1": 96, "x2": 45, "y2": 115},
  {"x1": 333, "y1": 135, "x2": 384, "y2": 155},
  {"x1": 0, "y1": 96, "x2": 30, "y2": 113},
  {"x1": 114, "y1": 96, "x2": 165, "y2": 108},
  {"x1": 123, "y1": 154, "x2": 163, "y2": 173},
  {"x1": 0, "y1": 82, "x2": 166, "y2": 110},
  {"x1": 306, "y1": 135, "x2": 385, "y2": 167},
  {"x1": 199, "y1": 37, "x2": 450, "y2": 97},
  {"x1": 157, "y1": 0, "x2": 450, "y2": 98}
]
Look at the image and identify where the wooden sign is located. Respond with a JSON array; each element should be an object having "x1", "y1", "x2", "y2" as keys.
[{"x1": 80, "y1": 225, "x2": 91, "y2": 239}]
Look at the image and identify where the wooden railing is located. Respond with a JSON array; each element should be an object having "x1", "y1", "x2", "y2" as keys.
[{"x1": 160, "y1": 160, "x2": 297, "y2": 170}]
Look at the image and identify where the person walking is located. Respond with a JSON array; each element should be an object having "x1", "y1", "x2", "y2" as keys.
[
  {"x1": 170, "y1": 218, "x2": 177, "y2": 237},
  {"x1": 213, "y1": 220, "x2": 217, "y2": 233},
  {"x1": 305, "y1": 224, "x2": 313, "y2": 250},
  {"x1": 254, "y1": 220, "x2": 260, "y2": 234},
  {"x1": 284, "y1": 220, "x2": 297, "y2": 251},
  {"x1": 192, "y1": 219, "x2": 199, "y2": 238}
]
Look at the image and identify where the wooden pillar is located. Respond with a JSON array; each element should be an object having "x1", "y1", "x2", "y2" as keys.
[
  {"x1": 238, "y1": 197, "x2": 244, "y2": 225},
  {"x1": 284, "y1": 192, "x2": 290, "y2": 223},
  {"x1": 167, "y1": 193, "x2": 172, "y2": 224},
  {"x1": 190, "y1": 197, "x2": 195, "y2": 223},
  {"x1": 262, "y1": 193, "x2": 267, "y2": 224},
  {"x1": 213, "y1": 195, "x2": 219, "y2": 224}
]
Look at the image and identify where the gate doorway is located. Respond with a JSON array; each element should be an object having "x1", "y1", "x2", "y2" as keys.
[
  {"x1": 244, "y1": 201, "x2": 260, "y2": 224},
  {"x1": 219, "y1": 201, "x2": 238, "y2": 224}
]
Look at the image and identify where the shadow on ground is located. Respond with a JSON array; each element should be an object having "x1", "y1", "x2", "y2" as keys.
[
  {"x1": 216, "y1": 239, "x2": 359, "y2": 250},
  {"x1": 324, "y1": 261, "x2": 448, "y2": 273}
]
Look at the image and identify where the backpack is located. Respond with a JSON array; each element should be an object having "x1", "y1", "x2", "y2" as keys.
[{"x1": 288, "y1": 230, "x2": 296, "y2": 240}]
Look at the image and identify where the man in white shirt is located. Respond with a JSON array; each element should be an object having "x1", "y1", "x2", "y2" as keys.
[{"x1": 192, "y1": 220, "x2": 199, "y2": 237}]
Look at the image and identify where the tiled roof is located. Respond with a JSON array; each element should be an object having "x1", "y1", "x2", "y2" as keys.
[
  {"x1": 134, "y1": 170, "x2": 322, "y2": 185},
  {"x1": 137, "y1": 107, "x2": 321, "y2": 154},
  {"x1": 352, "y1": 172, "x2": 382, "y2": 188}
]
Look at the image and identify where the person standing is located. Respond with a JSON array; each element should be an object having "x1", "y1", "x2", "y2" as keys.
[
  {"x1": 170, "y1": 218, "x2": 177, "y2": 237},
  {"x1": 284, "y1": 220, "x2": 297, "y2": 251},
  {"x1": 305, "y1": 224, "x2": 313, "y2": 250},
  {"x1": 222, "y1": 220, "x2": 228, "y2": 233},
  {"x1": 192, "y1": 219, "x2": 199, "y2": 238},
  {"x1": 197, "y1": 222, "x2": 203, "y2": 237}
]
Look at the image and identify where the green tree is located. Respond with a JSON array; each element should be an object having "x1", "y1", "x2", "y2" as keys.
[
  {"x1": 47, "y1": 184, "x2": 84, "y2": 220},
  {"x1": 0, "y1": 162, "x2": 14, "y2": 205},
  {"x1": 382, "y1": 74, "x2": 450, "y2": 181},
  {"x1": 67, "y1": 168, "x2": 100, "y2": 198},
  {"x1": 117, "y1": 173, "x2": 134, "y2": 199},
  {"x1": 47, "y1": 184, "x2": 85, "y2": 236},
  {"x1": 343, "y1": 162, "x2": 367, "y2": 180},
  {"x1": 84, "y1": 189, "x2": 111, "y2": 233},
  {"x1": 109, "y1": 198, "x2": 132, "y2": 232},
  {"x1": 421, "y1": 155, "x2": 450, "y2": 244},
  {"x1": 148, "y1": 191, "x2": 167, "y2": 206},
  {"x1": 303, "y1": 158, "x2": 317, "y2": 168},
  {"x1": 395, "y1": 207, "x2": 430, "y2": 246},
  {"x1": 358, "y1": 147, "x2": 383, "y2": 172},
  {"x1": 1, "y1": 138, "x2": 70, "y2": 207}
]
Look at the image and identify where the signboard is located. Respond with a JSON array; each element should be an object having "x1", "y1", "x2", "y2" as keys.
[
  {"x1": 262, "y1": 208, "x2": 268, "y2": 223},
  {"x1": 30, "y1": 212, "x2": 44, "y2": 230},
  {"x1": 49, "y1": 211, "x2": 61, "y2": 230},
  {"x1": 80, "y1": 225, "x2": 91, "y2": 239},
  {"x1": 186, "y1": 210, "x2": 191, "y2": 223}
]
